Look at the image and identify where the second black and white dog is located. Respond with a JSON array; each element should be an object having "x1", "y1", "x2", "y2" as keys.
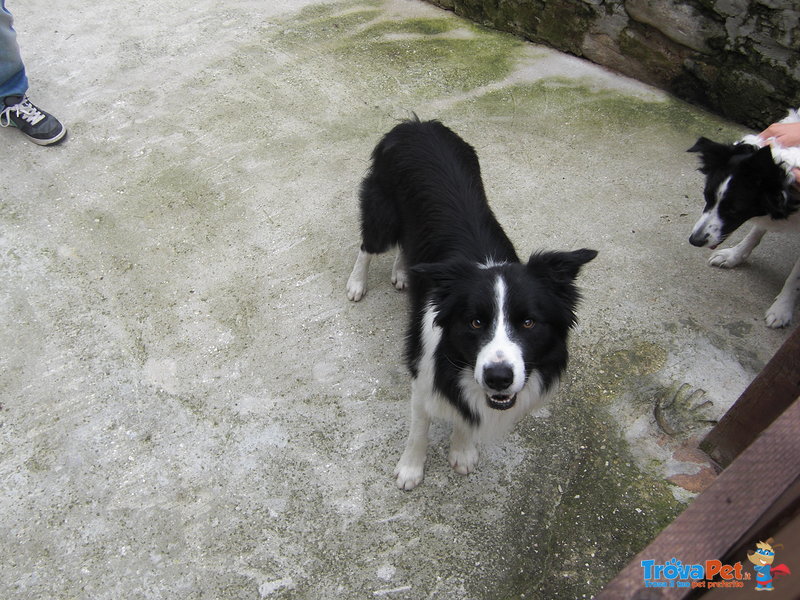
[
  {"x1": 688, "y1": 109, "x2": 800, "y2": 328},
  {"x1": 346, "y1": 118, "x2": 596, "y2": 489}
]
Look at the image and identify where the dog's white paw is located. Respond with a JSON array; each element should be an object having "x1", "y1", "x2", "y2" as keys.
[
  {"x1": 394, "y1": 459, "x2": 424, "y2": 490},
  {"x1": 765, "y1": 299, "x2": 794, "y2": 328},
  {"x1": 346, "y1": 275, "x2": 367, "y2": 302},
  {"x1": 391, "y1": 268, "x2": 408, "y2": 291},
  {"x1": 708, "y1": 248, "x2": 745, "y2": 269},
  {"x1": 448, "y1": 445, "x2": 478, "y2": 475},
  {"x1": 392, "y1": 252, "x2": 408, "y2": 292}
]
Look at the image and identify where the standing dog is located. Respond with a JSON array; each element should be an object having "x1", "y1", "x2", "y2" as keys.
[
  {"x1": 688, "y1": 109, "x2": 800, "y2": 328},
  {"x1": 347, "y1": 118, "x2": 596, "y2": 489}
]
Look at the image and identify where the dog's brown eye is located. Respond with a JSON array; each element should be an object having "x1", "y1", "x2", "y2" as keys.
[
  {"x1": 469, "y1": 319, "x2": 483, "y2": 329},
  {"x1": 522, "y1": 319, "x2": 535, "y2": 329}
]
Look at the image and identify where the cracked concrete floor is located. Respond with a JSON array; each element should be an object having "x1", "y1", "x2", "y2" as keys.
[{"x1": 2, "y1": 0, "x2": 798, "y2": 598}]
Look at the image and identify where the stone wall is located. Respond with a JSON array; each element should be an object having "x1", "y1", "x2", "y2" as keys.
[{"x1": 425, "y1": 0, "x2": 800, "y2": 129}]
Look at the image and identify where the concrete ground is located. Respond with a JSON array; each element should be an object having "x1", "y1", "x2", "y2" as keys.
[{"x1": 2, "y1": 0, "x2": 798, "y2": 598}]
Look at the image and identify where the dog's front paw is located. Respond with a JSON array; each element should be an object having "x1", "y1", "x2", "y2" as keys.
[
  {"x1": 346, "y1": 275, "x2": 368, "y2": 302},
  {"x1": 394, "y1": 459, "x2": 425, "y2": 490},
  {"x1": 448, "y1": 445, "x2": 478, "y2": 475},
  {"x1": 708, "y1": 248, "x2": 745, "y2": 269},
  {"x1": 765, "y1": 299, "x2": 794, "y2": 328}
]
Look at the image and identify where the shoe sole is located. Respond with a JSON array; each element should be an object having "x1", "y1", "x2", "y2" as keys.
[
  {"x1": 3, "y1": 119, "x2": 67, "y2": 145},
  {"x1": 29, "y1": 127, "x2": 67, "y2": 146}
]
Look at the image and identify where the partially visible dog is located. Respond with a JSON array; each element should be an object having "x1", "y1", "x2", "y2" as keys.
[
  {"x1": 688, "y1": 109, "x2": 800, "y2": 328},
  {"x1": 346, "y1": 118, "x2": 596, "y2": 489}
]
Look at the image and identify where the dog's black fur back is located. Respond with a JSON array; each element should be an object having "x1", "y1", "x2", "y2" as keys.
[{"x1": 358, "y1": 118, "x2": 517, "y2": 266}]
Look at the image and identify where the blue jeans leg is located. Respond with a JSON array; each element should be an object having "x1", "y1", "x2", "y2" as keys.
[{"x1": 0, "y1": 0, "x2": 29, "y2": 99}]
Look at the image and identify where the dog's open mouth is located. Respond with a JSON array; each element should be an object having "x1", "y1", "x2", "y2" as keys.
[{"x1": 487, "y1": 393, "x2": 517, "y2": 410}]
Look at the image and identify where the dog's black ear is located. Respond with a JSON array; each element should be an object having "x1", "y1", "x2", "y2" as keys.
[
  {"x1": 687, "y1": 136, "x2": 736, "y2": 174},
  {"x1": 526, "y1": 249, "x2": 598, "y2": 283},
  {"x1": 527, "y1": 249, "x2": 597, "y2": 329},
  {"x1": 687, "y1": 136, "x2": 716, "y2": 153}
]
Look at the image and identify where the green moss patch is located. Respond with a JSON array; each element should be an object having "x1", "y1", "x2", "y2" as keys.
[
  {"x1": 461, "y1": 79, "x2": 747, "y2": 141},
  {"x1": 271, "y1": 2, "x2": 524, "y2": 102}
]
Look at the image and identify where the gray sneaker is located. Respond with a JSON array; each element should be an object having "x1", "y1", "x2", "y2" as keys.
[{"x1": 1, "y1": 95, "x2": 66, "y2": 145}]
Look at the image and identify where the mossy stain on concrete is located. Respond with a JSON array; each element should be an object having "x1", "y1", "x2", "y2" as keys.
[
  {"x1": 294, "y1": 0, "x2": 382, "y2": 22},
  {"x1": 356, "y1": 16, "x2": 462, "y2": 37},
  {"x1": 342, "y1": 34, "x2": 519, "y2": 93},
  {"x1": 272, "y1": 1, "x2": 524, "y2": 99},
  {"x1": 589, "y1": 341, "x2": 668, "y2": 403},
  {"x1": 277, "y1": 8, "x2": 383, "y2": 47},
  {"x1": 466, "y1": 79, "x2": 747, "y2": 141}
]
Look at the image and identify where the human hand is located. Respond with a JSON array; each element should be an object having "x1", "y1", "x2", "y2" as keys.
[{"x1": 759, "y1": 121, "x2": 800, "y2": 148}]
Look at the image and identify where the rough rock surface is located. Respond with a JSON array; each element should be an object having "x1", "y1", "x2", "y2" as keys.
[{"x1": 427, "y1": 0, "x2": 800, "y2": 128}]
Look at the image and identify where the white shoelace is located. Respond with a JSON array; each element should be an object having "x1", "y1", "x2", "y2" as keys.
[{"x1": 0, "y1": 98, "x2": 46, "y2": 128}]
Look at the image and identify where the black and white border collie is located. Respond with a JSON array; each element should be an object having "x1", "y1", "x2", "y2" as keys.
[
  {"x1": 346, "y1": 118, "x2": 596, "y2": 490},
  {"x1": 688, "y1": 109, "x2": 800, "y2": 328}
]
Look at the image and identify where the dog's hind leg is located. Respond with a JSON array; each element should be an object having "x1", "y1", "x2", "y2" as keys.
[
  {"x1": 394, "y1": 379, "x2": 431, "y2": 490},
  {"x1": 766, "y1": 255, "x2": 800, "y2": 328},
  {"x1": 346, "y1": 247, "x2": 373, "y2": 302},
  {"x1": 391, "y1": 248, "x2": 409, "y2": 291},
  {"x1": 347, "y1": 171, "x2": 400, "y2": 301},
  {"x1": 709, "y1": 226, "x2": 766, "y2": 268}
]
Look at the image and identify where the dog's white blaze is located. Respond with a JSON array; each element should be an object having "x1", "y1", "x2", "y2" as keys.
[
  {"x1": 691, "y1": 175, "x2": 730, "y2": 246},
  {"x1": 475, "y1": 276, "x2": 525, "y2": 393}
]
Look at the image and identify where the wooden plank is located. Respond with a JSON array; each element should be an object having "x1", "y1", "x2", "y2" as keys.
[
  {"x1": 701, "y1": 327, "x2": 800, "y2": 467},
  {"x1": 595, "y1": 397, "x2": 800, "y2": 599}
]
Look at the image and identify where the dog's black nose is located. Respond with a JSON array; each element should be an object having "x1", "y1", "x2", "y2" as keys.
[
  {"x1": 689, "y1": 232, "x2": 708, "y2": 247},
  {"x1": 484, "y1": 363, "x2": 514, "y2": 391}
]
